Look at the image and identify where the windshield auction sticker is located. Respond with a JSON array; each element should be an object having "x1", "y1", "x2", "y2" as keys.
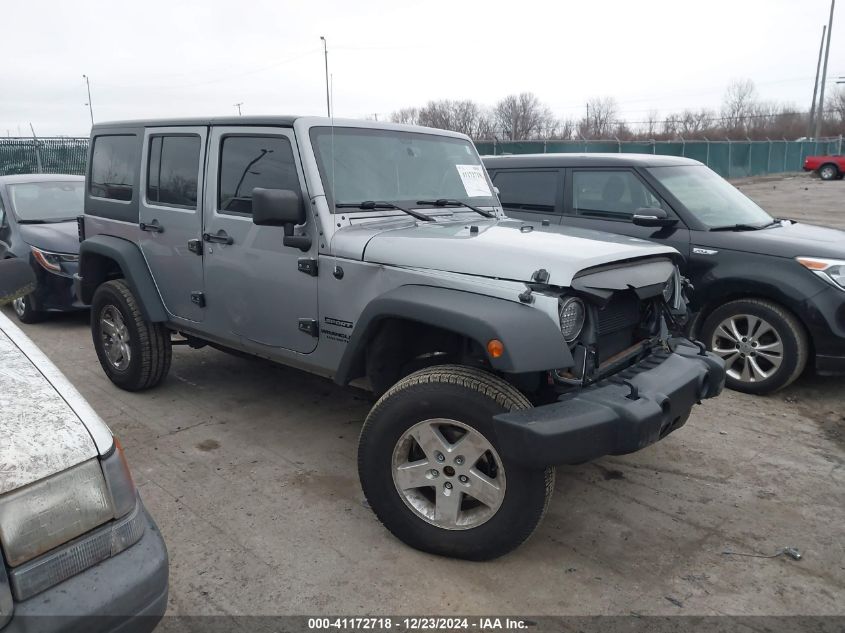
[{"x1": 456, "y1": 164, "x2": 492, "y2": 197}]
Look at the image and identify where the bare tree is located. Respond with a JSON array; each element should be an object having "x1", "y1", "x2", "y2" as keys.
[
  {"x1": 826, "y1": 87, "x2": 845, "y2": 126},
  {"x1": 578, "y1": 97, "x2": 618, "y2": 138},
  {"x1": 493, "y1": 92, "x2": 556, "y2": 140},
  {"x1": 390, "y1": 107, "x2": 420, "y2": 125},
  {"x1": 721, "y1": 79, "x2": 758, "y2": 133},
  {"x1": 643, "y1": 109, "x2": 660, "y2": 138}
]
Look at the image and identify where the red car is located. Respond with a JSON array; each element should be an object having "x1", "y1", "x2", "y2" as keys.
[{"x1": 803, "y1": 155, "x2": 845, "y2": 180}]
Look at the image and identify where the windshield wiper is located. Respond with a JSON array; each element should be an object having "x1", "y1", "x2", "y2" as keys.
[
  {"x1": 415, "y1": 199, "x2": 495, "y2": 218},
  {"x1": 709, "y1": 223, "x2": 767, "y2": 231},
  {"x1": 335, "y1": 201, "x2": 434, "y2": 222},
  {"x1": 17, "y1": 218, "x2": 76, "y2": 225}
]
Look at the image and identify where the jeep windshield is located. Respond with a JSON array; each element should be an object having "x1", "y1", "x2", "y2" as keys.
[
  {"x1": 310, "y1": 127, "x2": 498, "y2": 212},
  {"x1": 648, "y1": 165, "x2": 774, "y2": 230}
]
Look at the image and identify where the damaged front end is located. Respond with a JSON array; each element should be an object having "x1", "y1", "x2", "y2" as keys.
[{"x1": 518, "y1": 256, "x2": 692, "y2": 397}]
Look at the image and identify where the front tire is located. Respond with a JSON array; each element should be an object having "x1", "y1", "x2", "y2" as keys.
[
  {"x1": 819, "y1": 164, "x2": 840, "y2": 181},
  {"x1": 358, "y1": 365, "x2": 554, "y2": 560},
  {"x1": 701, "y1": 298, "x2": 808, "y2": 394},
  {"x1": 12, "y1": 293, "x2": 44, "y2": 324},
  {"x1": 91, "y1": 279, "x2": 172, "y2": 391}
]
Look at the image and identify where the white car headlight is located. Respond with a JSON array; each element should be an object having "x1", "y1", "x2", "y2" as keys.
[
  {"x1": 558, "y1": 297, "x2": 586, "y2": 342},
  {"x1": 0, "y1": 459, "x2": 113, "y2": 566},
  {"x1": 797, "y1": 257, "x2": 845, "y2": 291}
]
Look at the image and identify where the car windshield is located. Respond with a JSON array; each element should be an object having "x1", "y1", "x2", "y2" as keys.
[
  {"x1": 310, "y1": 127, "x2": 498, "y2": 211},
  {"x1": 8, "y1": 181, "x2": 84, "y2": 222},
  {"x1": 647, "y1": 165, "x2": 773, "y2": 229}
]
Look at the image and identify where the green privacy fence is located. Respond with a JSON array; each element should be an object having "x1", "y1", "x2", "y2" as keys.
[
  {"x1": 475, "y1": 137, "x2": 845, "y2": 179},
  {"x1": 2, "y1": 136, "x2": 844, "y2": 180},
  {"x1": 0, "y1": 138, "x2": 89, "y2": 176}
]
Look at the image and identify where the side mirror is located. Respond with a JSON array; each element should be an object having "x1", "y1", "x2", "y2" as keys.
[
  {"x1": 632, "y1": 208, "x2": 678, "y2": 227},
  {"x1": 0, "y1": 259, "x2": 36, "y2": 306},
  {"x1": 252, "y1": 187, "x2": 311, "y2": 251}
]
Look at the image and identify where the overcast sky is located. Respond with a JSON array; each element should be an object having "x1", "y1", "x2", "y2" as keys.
[{"x1": 2, "y1": 0, "x2": 841, "y2": 137}]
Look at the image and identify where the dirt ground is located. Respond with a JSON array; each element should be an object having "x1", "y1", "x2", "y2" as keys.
[{"x1": 6, "y1": 174, "x2": 844, "y2": 618}]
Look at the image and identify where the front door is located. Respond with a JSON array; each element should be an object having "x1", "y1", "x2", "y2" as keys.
[
  {"x1": 201, "y1": 126, "x2": 318, "y2": 353},
  {"x1": 139, "y1": 126, "x2": 207, "y2": 322},
  {"x1": 562, "y1": 168, "x2": 691, "y2": 260}
]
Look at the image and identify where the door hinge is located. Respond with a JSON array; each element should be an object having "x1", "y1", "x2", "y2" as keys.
[
  {"x1": 191, "y1": 291, "x2": 206, "y2": 307},
  {"x1": 297, "y1": 258, "x2": 318, "y2": 276},
  {"x1": 187, "y1": 238, "x2": 203, "y2": 255},
  {"x1": 298, "y1": 318, "x2": 319, "y2": 337}
]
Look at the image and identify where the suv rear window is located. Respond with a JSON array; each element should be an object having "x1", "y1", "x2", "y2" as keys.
[
  {"x1": 147, "y1": 135, "x2": 201, "y2": 208},
  {"x1": 90, "y1": 135, "x2": 136, "y2": 202},
  {"x1": 218, "y1": 136, "x2": 298, "y2": 214},
  {"x1": 493, "y1": 170, "x2": 558, "y2": 213}
]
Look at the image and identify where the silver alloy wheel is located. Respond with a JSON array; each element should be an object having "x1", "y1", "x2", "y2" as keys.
[
  {"x1": 12, "y1": 296, "x2": 26, "y2": 318},
  {"x1": 710, "y1": 314, "x2": 784, "y2": 383},
  {"x1": 820, "y1": 165, "x2": 837, "y2": 180},
  {"x1": 100, "y1": 305, "x2": 132, "y2": 371},
  {"x1": 391, "y1": 418, "x2": 506, "y2": 530}
]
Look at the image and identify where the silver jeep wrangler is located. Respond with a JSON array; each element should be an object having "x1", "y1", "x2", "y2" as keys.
[{"x1": 76, "y1": 116, "x2": 724, "y2": 560}]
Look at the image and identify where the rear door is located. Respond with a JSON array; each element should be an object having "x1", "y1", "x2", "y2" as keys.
[
  {"x1": 139, "y1": 126, "x2": 207, "y2": 322},
  {"x1": 490, "y1": 169, "x2": 563, "y2": 224},
  {"x1": 201, "y1": 126, "x2": 318, "y2": 353},
  {"x1": 562, "y1": 168, "x2": 691, "y2": 258}
]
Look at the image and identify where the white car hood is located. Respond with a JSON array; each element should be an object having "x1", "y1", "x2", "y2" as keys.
[
  {"x1": 0, "y1": 311, "x2": 112, "y2": 495},
  {"x1": 361, "y1": 217, "x2": 678, "y2": 286}
]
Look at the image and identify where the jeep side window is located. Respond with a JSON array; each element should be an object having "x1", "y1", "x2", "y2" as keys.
[
  {"x1": 572, "y1": 170, "x2": 661, "y2": 220},
  {"x1": 218, "y1": 136, "x2": 298, "y2": 215},
  {"x1": 89, "y1": 135, "x2": 136, "y2": 202},
  {"x1": 492, "y1": 170, "x2": 559, "y2": 214},
  {"x1": 147, "y1": 135, "x2": 201, "y2": 208}
]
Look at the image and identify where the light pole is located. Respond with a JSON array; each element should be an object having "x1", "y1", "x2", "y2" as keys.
[
  {"x1": 814, "y1": 0, "x2": 835, "y2": 139},
  {"x1": 320, "y1": 36, "x2": 330, "y2": 117},
  {"x1": 234, "y1": 102, "x2": 243, "y2": 116},
  {"x1": 82, "y1": 74, "x2": 94, "y2": 126}
]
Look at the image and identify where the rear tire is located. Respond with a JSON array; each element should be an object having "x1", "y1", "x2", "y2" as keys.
[
  {"x1": 819, "y1": 164, "x2": 840, "y2": 181},
  {"x1": 358, "y1": 365, "x2": 554, "y2": 560},
  {"x1": 12, "y1": 294, "x2": 44, "y2": 324},
  {"x1": 91, "y1": 279, "x2": 172, "y2": 391},
  {"x1": 700, "y1": 298, "x2": 807, "y2": 394}
]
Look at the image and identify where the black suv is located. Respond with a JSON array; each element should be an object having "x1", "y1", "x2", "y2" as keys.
[{"x1": 484, "y1": 154, "x2": 845, "y2": 394}]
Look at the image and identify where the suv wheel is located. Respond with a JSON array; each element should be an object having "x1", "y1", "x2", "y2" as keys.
[
  {"x1": 819, "y1": 164, "x2": 840, "y2": 181},
  {"x1": 358, "y1": 365, "x2": 554, "y2": 560},
  {"x1": 91, "y1": 279, "x2": 172, "y2": 391},
  {"x1": 12, "y1": 294, "x2": 43, "y2": 324},
  {"x1": 701, "y1": 298, "x2": 807, "y2": 394}
]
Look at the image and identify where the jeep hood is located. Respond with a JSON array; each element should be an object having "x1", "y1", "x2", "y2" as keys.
[{"x1": 360, "y1": 218, "x2": 678, "y2": 286}]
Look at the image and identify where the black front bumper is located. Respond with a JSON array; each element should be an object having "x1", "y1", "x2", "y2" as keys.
[{"x1": 493, "y1": 341, "x2": 725, "y2": 468}]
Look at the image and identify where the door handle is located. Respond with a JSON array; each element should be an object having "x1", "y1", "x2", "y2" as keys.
[
  {"x1": 139, "y1": 219, "x2": 164, "y2": 233},
  {"x1": 203, "y1": 231, "x2": 234, "y2": 245}
]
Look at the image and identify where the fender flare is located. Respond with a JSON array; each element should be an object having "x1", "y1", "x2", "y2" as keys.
[
  {"x1": 333, "y1": 285, "x2": 572, "y2": 385},
  {"x1": 78, "y1": 235, "x2": 168, "y2": 322}
]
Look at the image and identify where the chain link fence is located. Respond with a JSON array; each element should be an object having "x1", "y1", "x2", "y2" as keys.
[
  {"x1": 475, "y1": 137, "x2": 845, "y2": 179},
  {"x1": 0, "y1": 138, "x2": 89, "y2": 176},
  {"x1": 2, "y1": 135, "x2": 844, "y2": 180}
]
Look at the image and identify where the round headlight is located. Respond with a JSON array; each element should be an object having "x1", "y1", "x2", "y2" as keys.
[{"x1": 558, "y1": 297, "x2": 586, "y2": 342}]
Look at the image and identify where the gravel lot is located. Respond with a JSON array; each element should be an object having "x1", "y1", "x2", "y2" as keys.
[{"x1": 7, "y1": 174, "x2": 844, "y2": 618}]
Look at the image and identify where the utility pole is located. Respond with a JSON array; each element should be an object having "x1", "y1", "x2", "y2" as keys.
[
  {"x1": 808, "y1": 25, "x2": 827, "y2": 138},
  {"x1": 815, "y1": 0, "x2": 836, "y2": 139},
  {"x1": 234, "y1": 102, "x2": 243, "y2": 116},
  {"x1": 320, "y1": 36, "x2": 330, "y2": 117},
  {"x1": 82, "y1": 74, "x2": 94, "y2": 126},
  {"x1": 29, "y1": 123, "x2": 43, "y2": 173}
]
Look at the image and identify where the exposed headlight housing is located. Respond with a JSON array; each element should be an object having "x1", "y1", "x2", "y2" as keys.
[
  {"x1": 30, "y1": 246, "x2": 78, "y2": 273},
  {"x1": 797, "y1": 257, "x2": 845, "y2": 291},
  {"x1": 558, "y1": 296, "x2": 586, "y2": 342}
]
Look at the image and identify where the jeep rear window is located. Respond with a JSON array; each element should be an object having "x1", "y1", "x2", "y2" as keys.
[
  {"x1": 89, "y1": 135, "x2": 136, "y2": 202},
  {"x1": 310, "y1": 127, "x2": 497, "y2": 210},
  {"x1": 218, "y1": 135, "x2": 299, "y2": 215}
]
